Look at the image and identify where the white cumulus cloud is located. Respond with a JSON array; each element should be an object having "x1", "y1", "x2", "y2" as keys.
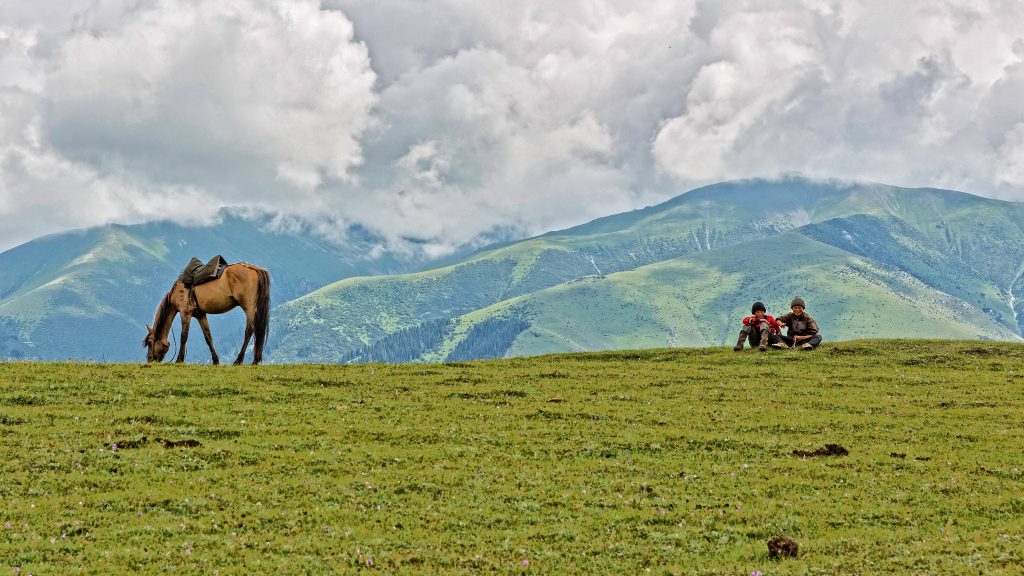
[{"x1": 2, "y1": 0, "x2": 1024, "y2": 254}]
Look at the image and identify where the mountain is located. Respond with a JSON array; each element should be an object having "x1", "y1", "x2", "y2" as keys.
[
  {"x1": 270, "y1": 177, "x2": 1024, "y2": 362},
  {"x1": 0, "y1": 213, "x2": 441, "y2": 361}
]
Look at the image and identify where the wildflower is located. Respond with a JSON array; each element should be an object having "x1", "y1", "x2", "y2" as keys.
[
  {"x1": 522, "y1": 559, "x2": 530, "y2": 566},
  {"x1": 14, "y1": 567, "x2": 21, "y2": 574},
  {"x1": 751, "y1": 572, "x2": 763, "y2": 576},
  {"x1": 366, "y1": 558, "x2": 373, "y2": 567}
]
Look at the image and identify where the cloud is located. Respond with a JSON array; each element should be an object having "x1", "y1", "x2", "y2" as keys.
[
  {"x1": 651, "y1": 1, "x2": 1024, "y2": 196},
  {"x1": 45, "y1": 0, "x2": 376, "y2": 193},
  {"x1": 2, "y1": 0, "x2": 1024, "y2": 254},
  {"x1": 1, "y1": 0, "x2": 376, "y2": 248}
]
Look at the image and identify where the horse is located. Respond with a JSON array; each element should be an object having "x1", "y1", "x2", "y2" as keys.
[{"x1": 143, "y1": 263, "x2": 271, "y2": 365}]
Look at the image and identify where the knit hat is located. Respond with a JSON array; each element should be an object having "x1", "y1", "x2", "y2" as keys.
[
  {"x1": 791, "y1": 297, "x2": 806, "y2": 309},
  {"x1": 751, "y1": 301, "x2": 766, "y2": 314}
]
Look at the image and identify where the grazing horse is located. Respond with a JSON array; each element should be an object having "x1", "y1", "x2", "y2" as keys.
[{"x1": 143, "y1": 263, "x2": 270, "y2": 365}]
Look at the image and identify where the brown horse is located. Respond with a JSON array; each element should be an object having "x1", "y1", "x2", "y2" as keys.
[{"x1": 143, "y1": 263, "x2": 270, "y2": 365}]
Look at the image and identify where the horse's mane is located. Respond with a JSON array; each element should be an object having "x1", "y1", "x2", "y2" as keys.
[{"x1": 151, "y1": 288, "x2": 177, "y2": 338}]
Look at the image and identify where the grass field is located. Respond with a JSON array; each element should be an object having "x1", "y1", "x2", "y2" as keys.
[{"x1": 2, "y1": 340, "x2": 1023, "y2": 574}]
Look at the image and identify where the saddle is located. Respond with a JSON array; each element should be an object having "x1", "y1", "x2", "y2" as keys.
[
  {"x1": 178, "y1": 255, "x2": 229, "y2": 288},
  {"x1": 178, "y1": 256, "x2": 229, "y2": 315}
]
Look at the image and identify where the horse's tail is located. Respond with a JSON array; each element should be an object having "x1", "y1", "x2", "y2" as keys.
[{"x1": 252, "y1": 268, "x2": 271, "y2": 364}]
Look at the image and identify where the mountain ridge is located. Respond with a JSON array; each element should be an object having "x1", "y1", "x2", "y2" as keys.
[
  {"x1": 5, "y1": 176, "x2": 1024, "y2": 362},
  {"x1": 270, "y1": 177, "x2": 1024, "y2": 362}
]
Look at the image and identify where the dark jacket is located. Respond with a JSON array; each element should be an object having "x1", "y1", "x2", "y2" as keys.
[{"x1": 777, "y1": 312, "x2": 819, "y2": 337}]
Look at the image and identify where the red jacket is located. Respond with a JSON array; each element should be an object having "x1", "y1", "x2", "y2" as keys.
[{"x1": 743, "y1": 315, "x2": 781, "y2": 334}]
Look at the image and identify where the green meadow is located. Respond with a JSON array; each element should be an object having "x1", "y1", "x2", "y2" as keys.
[{"x1": 2, "y1": 340, "x2": 1023, "y2": 574}]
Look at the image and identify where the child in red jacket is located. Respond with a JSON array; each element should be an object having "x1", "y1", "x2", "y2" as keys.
[{"x1": 734, "y1": 301, "x2": 782, "y2": 351}]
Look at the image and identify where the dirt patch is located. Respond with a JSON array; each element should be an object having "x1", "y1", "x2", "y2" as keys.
[
  {"x1": 112, "y1": 437, "x2": 149, "y2": 450},
  {"x1": 767, "y1": 536, "x2": 799, "y2": 558},
  {"x1": 111, "y1": 436, "x2": 201, "y2": 449},
  {"x1": 793, "y1": 443, "x2": 848, "y2": 458},
  {"x1": 160, "y1": 438, "x2": 202, "y2": 448}
]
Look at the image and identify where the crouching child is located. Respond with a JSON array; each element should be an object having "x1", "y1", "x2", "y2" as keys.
[
  {"x1": 735, "y1": 301, "x2": 782, "y2": 352},
  {"x1": 776, "y1": 297, "x2": 822, "y2": 350}
]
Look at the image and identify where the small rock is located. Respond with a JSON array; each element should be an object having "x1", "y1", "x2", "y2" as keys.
[{"x1": 767, "y1": 536, "x2": 799, "y2": 559}]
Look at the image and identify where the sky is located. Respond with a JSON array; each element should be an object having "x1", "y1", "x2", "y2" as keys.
[{"x1": 2, "y1": 0, "x2": 1024, "y2": 254}]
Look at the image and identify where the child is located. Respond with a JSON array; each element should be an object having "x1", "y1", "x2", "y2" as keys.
[
  {"x1": 776, "y1": 297, "x2": 822, "y2": 350},
  {"x1": 734, "y1": 301, "x2": 781, "y2": 351}
]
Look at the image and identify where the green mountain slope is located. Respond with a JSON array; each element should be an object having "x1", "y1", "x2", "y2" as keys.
[
  {"x1": 272, "y1": 178, "x2": 1024, "y2": 362},
  {"x1": 0, "y1": 214, "x2": 434, "y2": 361},
  {"x1": 444, "y1": 231, "x2": 1018, "y2": 360}
]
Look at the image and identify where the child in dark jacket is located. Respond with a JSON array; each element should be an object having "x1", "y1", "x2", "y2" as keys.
[
  {"x1": 734, "y1": 301, "x2": 782, "y2": 351},
  {"x1": 776, "y1": 297, "x2": 822, "y2": 350}
]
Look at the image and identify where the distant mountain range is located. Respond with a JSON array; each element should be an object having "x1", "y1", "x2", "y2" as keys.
[
  {"x1": 3, "y1": 177, "x2": 1024, "y2": 363},
  {"x1": 270, "y1": 177, "x2": 1024, "y2": 362}
]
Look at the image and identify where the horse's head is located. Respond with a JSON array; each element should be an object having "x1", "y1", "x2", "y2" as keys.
[{"x1": 143, "y1": 324, "x2": 170, "y2": 363}]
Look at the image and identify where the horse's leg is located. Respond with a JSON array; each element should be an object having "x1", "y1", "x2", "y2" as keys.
[
  {"x1": 197, "y1": 315, "x2": 219, "y2": 365},
  {"x1": 233, "y1": 306, "x2": 254, "y2": 365},
  {"x1": 251, "y1": 307, "x2": 263, "y2": 365},
  {"x1": 233, "y1": 324, "x2": 253, "y2": 366},
  {"x1": 176, "y1": 312, "x2": 192, "y2": 363}
]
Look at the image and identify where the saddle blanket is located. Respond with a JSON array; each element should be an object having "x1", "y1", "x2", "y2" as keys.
[{"x1": 178, "y1": 255, "x2": 228, "y2": 287}]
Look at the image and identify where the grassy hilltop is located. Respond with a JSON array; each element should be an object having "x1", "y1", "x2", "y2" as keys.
[{"x1": 2, "y1": 340, "x2": 1024, "y2": 574}]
